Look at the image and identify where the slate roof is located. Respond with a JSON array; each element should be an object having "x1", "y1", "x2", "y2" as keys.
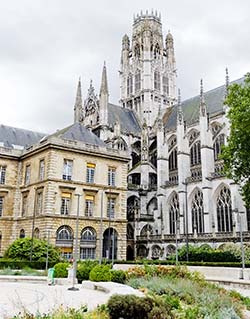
[
  {"x1": 164, "y1": 77, "x2": 245, "y2": 131},
  {"x1": 0, "y1": 124, "x2": 45, "y2": 149},
  {"x1": 108, "y1": 103, "x2": 141, "y2": 134},
  {"x1": 49, "y1": 122, "x2": 106, "y2": 147}
]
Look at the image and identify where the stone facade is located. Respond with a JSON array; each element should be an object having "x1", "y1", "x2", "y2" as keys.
[{"x1": 0, "y1": 127, "x2": 129, "y2": 260}]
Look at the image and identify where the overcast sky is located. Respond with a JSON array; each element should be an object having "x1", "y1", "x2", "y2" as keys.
[{"x1": 0, "y1": 0, "x2": 249, "y2": 133}]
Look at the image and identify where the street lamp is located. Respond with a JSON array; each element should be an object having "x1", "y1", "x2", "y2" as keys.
[
  {"x1": 68, "y1": 194, "x2": 81, "y2": 291},
  {"x1": 236, "y1": 208, "x2": 245, "y2": 280},
  {"x1": 99, "y1": 189, "x2": 104, "y2": 264},
  {"x1": 45, "y1": 228, "x2": 51, "y2": 272},
  {"x1": 175, "y1": 214, "x2": 179, "y2": 265}
]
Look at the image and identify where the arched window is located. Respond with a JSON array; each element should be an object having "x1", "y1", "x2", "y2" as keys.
[
  {"x1": 135, "y1": 70, "x2": 141, "y2": 92},
  {"x1": 127, "y1": 224, "x2": 134, "y2": 240},
  {"x1": 169, "y1": 148, "x2": 178, "y2": 171},
  {"x1": 217, "y1": 187, "x2": 232, "y2": 232},
  {"x1": 140, "y1": 224, "x2": 153, "y2": 237},
  {"x1": 169, "y1": 193, "x2": 179, "y2": 234},
  {"x1": 19, "y1": 229, "x2": 25, "y2": 238},
  {"x1": 80, "y1": 227, "x2": 96, "y2": 259},
  {"x1": 81, "y1": 227, "x2": 96, "y2": 241},
  {"x1": 190, "y1": 141, "x2": 201, "y2": 166},
  {"x1": 56, "y1": 226, "x2": 73, "y2": 240},
  {"x1": 191, "y1": 190, "x2": 204, "y2": 233},
  {"x1": 214, "y1": 134, "x2": 225, "y2": 161},
  {"x1": 154, "y1": 44, "x2": 160, "y2": 59},
  {"x1": 127, "y1": 74, "x2": 133, "y2": 95},
  {"x1": 127, "y1": 196, "x2": 140, "y2": 221},
  {"x1": 154, "y1": 71, "x2": 160, "y2": 91}
]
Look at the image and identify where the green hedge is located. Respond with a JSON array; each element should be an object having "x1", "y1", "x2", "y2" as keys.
[{"x1": 0, "y1": 259, "x2": 55, "y2": 269}]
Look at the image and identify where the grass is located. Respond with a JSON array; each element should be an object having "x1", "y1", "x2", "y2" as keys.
[{"x1": 0, "y1": 267, "x2": 46, "y2": 276}]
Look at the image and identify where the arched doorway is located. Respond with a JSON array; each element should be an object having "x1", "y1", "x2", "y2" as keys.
[{"x1": 103, "y1": 228, "x2": 118, "y2": 260}]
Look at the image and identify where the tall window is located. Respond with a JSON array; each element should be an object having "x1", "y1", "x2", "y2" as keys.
[
  {"x1": 22, "y1": 194, "x2": 28, "y2": 216},
  {"x1": 134, "y1": 44, "x2": 140, "y2": 59},
  {"x1": 135, "y1": 70, "x2": 141, "y2": 93},
  {"x1": 214, "y1": 134, "x2": 225, "y2": 161},
  {"x1": 24, "y1": 165, "x2": 31, "y2": 185},
  {"x1": 36, "y1": 191, "x2": 43, "y2": 215},
  {"x1": 63, "y1": 159, "x2": 73, "y2": 181},
  {"x1": 39, "y1": 159, "x2": 45, "y2": 181},
  {"x1": 107, "y1": 198, "x2": 115, "y2": 219},
  {"x1": 217, "y1": 186, "x2": 232, "y2": 232},
  {"x1": 191, "y1": 190, "x2": 204, "y2": 234},
  {"x1": 169, "y1": 193, "x2": 179, "y2": 235},
  {"x1": 190, "y1": 141, "x2": 201, "y2": 166},
  {"x1": 154, "y1": 44, "x2": 160, "y2": 59},
  {"x1": 86, "y1": 163, "x2": 95, "y2": 183},
  {"x1": 80, "y1": 227, "x2": 96, "y2": 259},
  {"x1": 0, "y1": 196, "x2": 3, "y2": 217},
  {"x1": 169, "y1": 148, "x2": 178, "y2": 171},
  {"x1": 108, "y1": 167, "x2": 116, "y2": 186},
  {"x1": 19, "y1": 229, "x2": 25, "y2": 238},
  {"x1": 163, "y1": 76, "x2": 169, "y2": 95},
  {"x1": 61, "y1": 193, "x2": 71, "y2": 215},
  {"x1": 154, "y1": 71, "x2": 161, "y2": 91},
  {"x1": 127, "y1": 74, "x2": 133, "y2": 96},
  {"x1": 85, "y1": 195, "x2": 94, "y2": 217},
  {"x1": 0, "y1": 166, "x2": 6, "y2": 184}
]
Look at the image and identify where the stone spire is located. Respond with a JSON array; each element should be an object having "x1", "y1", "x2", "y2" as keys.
[
  {"x1": 74, "y1": 77, "x2": 83, "y2": 123},
  {"x1": 100, "y1": 61, "x2": 109, "y2": 95},
  {"x1": 177, "y1": 88, "x2": 184, "y2": 125},
  {"x1": 225, "y1": 67, "x2": 230, "y2": 98},
  {"x1": 199, "y1": 79, "x2": 207, "y2": 117}
]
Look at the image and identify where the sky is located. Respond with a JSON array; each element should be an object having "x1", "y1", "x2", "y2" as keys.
[{"x1": 0, "y1": 0, "x2": 249, "y2": 133}]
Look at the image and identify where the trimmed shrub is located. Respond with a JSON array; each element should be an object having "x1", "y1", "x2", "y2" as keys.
[
  {"x1": 54, "y1": 262, "x2": 69, "y2": 278},
  {"x1": 0, "y1": 259, "x2": 54, "y2": 269},
  {"x1": 89, "y1": 264, "x2": 112, "y2": 282},
  {"x1": 110, "y1": 269, "x2": 126, "y2": 284},
  {"x1": 107, "y1": 294, "x2": 153, "y2": 319},
  {"x1": 77, "y1": 260, "x2": 98, "y2": 283}
]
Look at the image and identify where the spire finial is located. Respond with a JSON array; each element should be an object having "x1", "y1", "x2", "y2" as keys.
[
  {"x1": 100, "y1": 61, "x2": 109, "y2": 95},
  {"x1": 177, "y1": 88, "x2": 184, "y2": 125},
  {"x1": 225, "y1": 67, "x2": 230, "y2": 98},
  {"x1": 74, "y1": 76, "x2": 83, "y2": 123},
  {"x1": 200, "y1": 79, "x2": 207, "y2": 117}
]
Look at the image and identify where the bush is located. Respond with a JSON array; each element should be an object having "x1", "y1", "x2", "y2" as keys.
[
  {"x1": 89, "y1": 264, "x2": 112, "y2": 282},
  {"x1": 0, "y1": 259, "x2": 54, "y2": 269},
  {"x1": 54, "y1": 262, "x2": 69, "y2": 278},
  {"x1": 110, "y1": 269, "x2": 126, "y2": 284},
  {"x1": 77, "y1": 260, "x2": 98, "y2": 283},
  {"x1": 107, "y1": 294, "x2": 153, "y2": 319},
  {"x1": 4, "y1": 238, "x2": 61, "y2": 264}
]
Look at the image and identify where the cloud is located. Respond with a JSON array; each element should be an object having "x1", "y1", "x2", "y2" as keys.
[{"x1": 0, "y1": 0, "x2": 249, "y2": 132}]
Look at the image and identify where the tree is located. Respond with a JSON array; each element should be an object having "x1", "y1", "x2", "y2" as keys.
[
  {"x1": 222, "y1": 73, "x2": 250, "y2": 207},
  {"x1": 4, "y1": 238, "x2": 61, "y2": 264}
]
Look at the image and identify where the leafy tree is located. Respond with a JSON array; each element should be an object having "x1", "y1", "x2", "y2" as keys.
[
  {"x1": 4, "y1": 238, "x2": 61, "y2": 264},
  {"x1": 222, "y1": 73, "x2": 250, "y2": 207}
]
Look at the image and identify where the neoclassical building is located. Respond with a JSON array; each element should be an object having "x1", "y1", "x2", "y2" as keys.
[
  {"x1": 0, "y1": 122, "x2": 129, "y2": 260},
  {"x1": 78, "y1": 11, "x2": 249, "y2": 260}
]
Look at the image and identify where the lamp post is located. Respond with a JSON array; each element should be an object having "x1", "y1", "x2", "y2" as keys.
[
  {"x1": 175, "y1": 215, "x2": 179, "y2": 265},
  {"x1": 68, "y1": 194, "x2": 81, "y2": 291},
  {"x1": 99, "y1": 189, "x2": 104, "y2": 264},
  {"x1": 182, "y1": 179, "x2": 189, "y2": 261},
  {"x1": 237, "y1": 208, "x2": 245, "y2": 280},
  {"x1": 45, "y1": 228, "x2": 51, "y2": 272}
]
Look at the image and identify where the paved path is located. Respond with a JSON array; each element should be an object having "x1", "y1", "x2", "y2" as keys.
[{"x1": 0, "y1": 282, "x2": 109, "y2": 319}]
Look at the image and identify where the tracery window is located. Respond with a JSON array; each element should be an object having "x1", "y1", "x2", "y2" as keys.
[
  {"x1": 217, "y1": 187, "x2": 232, "y2": 232},
  {"x1": 140, "y1": 224, "x2": 153, "y2": 237},
  {"x1": 191, "y1": 190, "x2": 204, "y2": 233},
  {"x1": 190, "y1": 141, "x2": 201, "y2": 166},
  {"x1": 135, "y1": 70, "x2": 141, "y2": 92},
  {"x1": 127, "y1": 74, "x2": 133, "y2": 95},
  {"x1": 154, "y1": 71, "x2": 161, "y2": 91},
  {"x1": 213, "y1": 134, "x2": 225, "y2": 161},
  {"x1": 134, "y1": 44, "x2": 140, "y2": 58},
  {"x1": 169, "y1": 148, "x2": 178, "y2": 171},
  {"x1": 169, "y1": 193, "x2": 179, "y2": 235}
]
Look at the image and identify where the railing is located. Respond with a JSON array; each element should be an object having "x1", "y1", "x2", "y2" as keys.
[
  {"x1": 139, "y1": 214, "x2": 154, "y2": 222},
  {"x1": 55, "y1": 239, "x2": 73, "y2": 247},
  {"x1": 128, "y1": 183, "x2": 140, "y2": 190},
  {"x1": 164, "y1": 171, "x2": 178, "y2": 187},
  {"x1": 187, "y1": 166, "x2": 202, "y2": 183}
]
